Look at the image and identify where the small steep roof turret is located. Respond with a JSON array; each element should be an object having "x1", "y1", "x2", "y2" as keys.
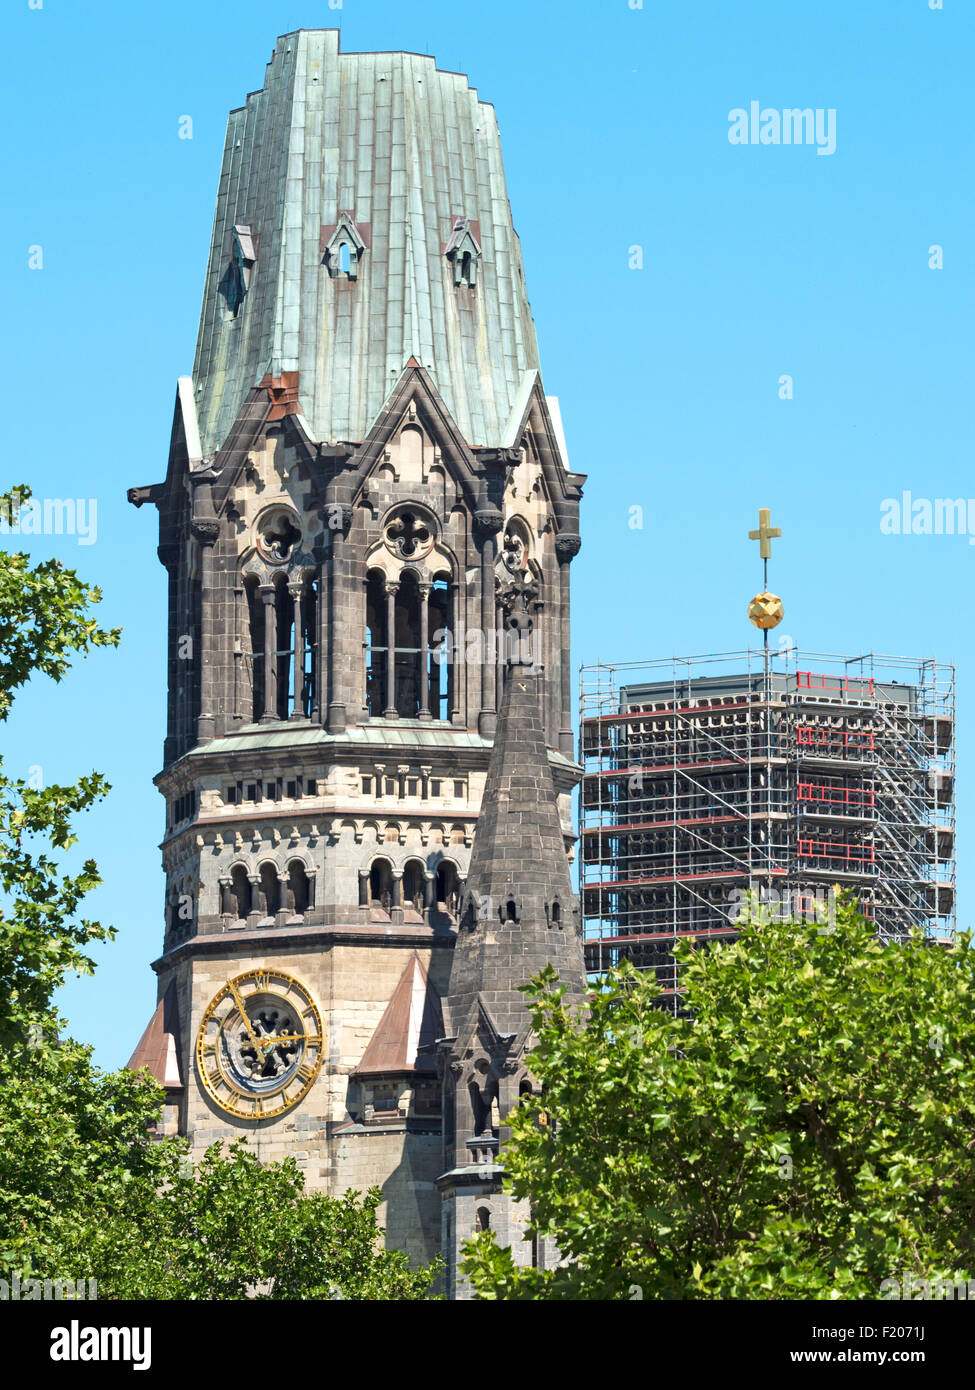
[
  {"x1": 127, "y1": 979, "x2": 183, "y2": 1090},
  {"x1": 356, "y1": 953, "x2": 443, "y2": 1077}
]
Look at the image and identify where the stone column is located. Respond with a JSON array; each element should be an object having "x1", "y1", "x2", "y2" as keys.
[
  {"x1": 391, "y1": 871, "x2": 404, "y2": 924},
  {"x1": 218, "y1": 877, "x2": 233, "y2": 917},
  {"x1": 159, "y1": 542, "x2": 180, "y2": 763},
  {"x1": 418, "y1": 582, "x2": 432, "y2": 720},
  {"x1": 326, "y1": 505, "x2": 354, "y2": 734},
  {"x1": 384, "y1": 581, "x2": 399, "y2": 718},
  {"x1": 315, "y1": 557, "x2": 328, "y2": 724},
  {"x1": 449, "y1": 578, "x2": 462, "y2": 725},
  {"x1": 358, "y1": 869, "x2": 370, "y2": 915},
  {"x1": 275, "y1": 874, "x2": 290, "y2": 927},
  {"x1": 555, "y1": 534, "x2": 581, "y2": 758},
  {"x1": 260, "y1": 585, "x2": 277, "y2": 722},
  {"x1": 424, "y1": 871, "x2": 436, "y2": 921},
  {"x1": 233, "y1": 581, "x2": 252, "y2": 726},
  {"x1": 447, "y1": 578, "x2": 458, "y2": 728},
  {"x1": 191, "y1": 516, "x2": 221, "y2": 743},
  {"x1": 532, "y1": 595, "x2": 550, "y2": 740},
  {"x1": 289, "y1": 580, "x2": 305, "y2": 720},
  {"x1": 246, "y1": 875, "x2": 262, "y2": 928},
  {"x1": 474, "y1": 508, "x2": 503, "y2": 737}
]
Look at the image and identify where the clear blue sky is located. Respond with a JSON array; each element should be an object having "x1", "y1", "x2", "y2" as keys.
[{"x1": 3, "y1": 0, "x2": 972, "y2": 1068}]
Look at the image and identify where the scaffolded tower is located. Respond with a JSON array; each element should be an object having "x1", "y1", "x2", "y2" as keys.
[{"x1": 580, "y1": 649, "x2": 955, "y2": 1004}]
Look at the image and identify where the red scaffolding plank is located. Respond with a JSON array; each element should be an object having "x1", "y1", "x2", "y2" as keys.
[
  {"x1": 798, "y1": 782, "x2": 875, "y2": 810},
  {"x1": 797, "y1": 838, "x2": 876, "y2": 865},
  {"x1": 797, "y1": 670, "x2": 875, "y2": 697}
]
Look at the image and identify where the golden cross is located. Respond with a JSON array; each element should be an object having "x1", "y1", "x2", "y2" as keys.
[{"x1": 748, "y1": 508, "x2": 781, "y2": 560}]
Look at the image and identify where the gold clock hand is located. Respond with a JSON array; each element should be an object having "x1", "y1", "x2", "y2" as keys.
[{"x1": 229, "y1": 981, "x2": 263, "y2": 1056}]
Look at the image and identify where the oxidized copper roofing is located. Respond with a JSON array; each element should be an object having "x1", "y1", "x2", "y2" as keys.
[{"x1": 192, "y1": 29, "x2": 540, "y2": 454}]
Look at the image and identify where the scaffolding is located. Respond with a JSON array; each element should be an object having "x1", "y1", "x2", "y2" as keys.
[{"x1": 579, "y1": 649, "x2": 956, "y2": 1004}]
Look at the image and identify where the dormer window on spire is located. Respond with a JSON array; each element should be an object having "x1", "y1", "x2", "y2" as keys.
[
  {"x1": 224, "y1": 224, "x2": 256, "y2": 317},
  {"x1": 323, "y1": 213, "x2": 367, "y2": 281},
  {"x1": 444, "y1": 217, "x2": 481, "y2": 288}
]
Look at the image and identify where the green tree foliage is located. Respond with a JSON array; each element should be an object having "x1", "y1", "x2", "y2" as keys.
[
  {"x1": 0, "y1": 492, "x2": 440, "y2": 1299},
  {"x1": 463, "y1": 896, "x2": 975, "y2": 1300},
  {"x1": 0, "y1": 486, "x2": 120, "y2": 1047},
  {"x1": 0, "y1": 1037, "x2": 436, "y2": 1299}
]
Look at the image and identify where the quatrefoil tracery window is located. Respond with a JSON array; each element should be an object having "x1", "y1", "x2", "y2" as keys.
[
  {"x1": 382, "y1": 507, "x2": 436, "y2": 562},
  {"x1": 255, "y1": 507, "x2": 302, "y2": 565}
]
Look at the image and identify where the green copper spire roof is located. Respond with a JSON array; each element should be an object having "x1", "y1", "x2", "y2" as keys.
[{"x1": 192, "y1": 29, "x2": 542, "y2": 455}]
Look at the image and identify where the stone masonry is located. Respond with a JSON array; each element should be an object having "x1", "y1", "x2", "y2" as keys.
[{"x1": 126, "y1": 30, "x2": 585, "y2": 1282}]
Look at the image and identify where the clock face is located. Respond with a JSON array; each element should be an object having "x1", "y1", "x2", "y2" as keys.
[{"x1": 196, "y1": 969, "x2": 324, "y2": 1119}]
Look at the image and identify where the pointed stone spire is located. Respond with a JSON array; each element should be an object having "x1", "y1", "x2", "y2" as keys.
[
  {"x1": 443, "y1": 579, "x2": 586, "y2": 1050},
  {"x1": 437, "y1": 578, "x2": 587, "y2": 1298}
]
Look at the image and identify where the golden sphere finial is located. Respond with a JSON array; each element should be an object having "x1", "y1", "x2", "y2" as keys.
[{"x1": 748, "y1": 591, "x2": 784, "y2": 630}]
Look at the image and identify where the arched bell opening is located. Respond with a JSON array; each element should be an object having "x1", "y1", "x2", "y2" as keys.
[
  {"x1": 402, "y1": 859, "x2": 426, "y2": 918},
  {"x1": 245, "y1": 572, "x2": 317, "y2": 722},
  {"x1": 230, "y1": 864, "x2": 252, "y2": 921},
  {"x1": 369, "y1": 858, "x2": 394, "y2": 918},
  {"x1": 365, "y1": 569, "x2": 387, "y2": 717},
  {"x1": 431, "y1": 860, "x2": 461, "y2": 928},
  {"x1": 259, "y1": 863, "x2": 281, "y2": 918},
  {"x1": 428, "y1": 574, "x2": 453, "y2": 720},
  {"x1": 287, "y1": 860, "x2": 312, "y2": 917},
  {"x1": 364, "y1": 558, "x2": 455, "y2": 721}
]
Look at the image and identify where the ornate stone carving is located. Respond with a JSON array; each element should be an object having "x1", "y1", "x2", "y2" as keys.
[
  {"x1": 500, "y1": 518, "x2": 531, "y2": 575},
  {"x1": 497, "y1": 571, "x2": 540, "y2": 664},
  {"x1": 191, "y1": 519, "x2": 220, "y2": 546},
  {"x1": 243, "y1": 546, "x2": 316, "y2": 589},
  {"x1": 255, "y1": 506, "x2": 302, "y2": 564},
  {"x1": 555, "y1": 533, "x2": 582, "y2": 563},
  {"x1": 383, "y1": 506, "x2": 436, "y2": 561},
  {"x1": 323, "y1": 502, "x2": 355, "y2": 535},
  {"x1": 473, "y1": 507, "x2": 503, "y2": 537}
]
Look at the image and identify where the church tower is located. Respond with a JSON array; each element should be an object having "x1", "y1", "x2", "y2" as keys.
[
  {"x1": 438, "y1": 575, "x2": 588, "y2": 1298},
  {"x1": 127, "y1": 30, "x2": 584, "y2": 1273}
]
